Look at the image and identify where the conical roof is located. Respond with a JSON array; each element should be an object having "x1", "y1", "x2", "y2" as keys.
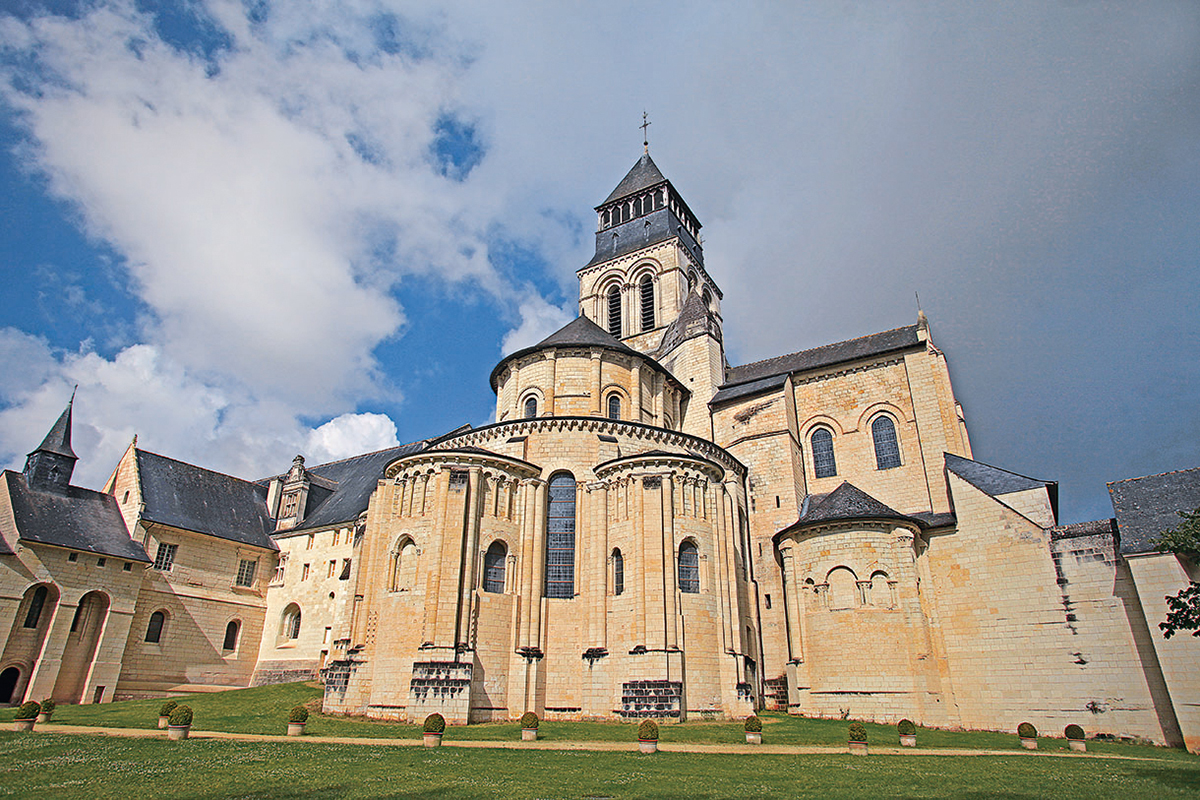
[
  {"x1": 600, "y1": 153, "x2": 668, "y2": 206},
  {"x1": 774, "y1": 482, "x2": 922, "y2": 543},
  {"x1": 30, "y1": 398, "x2": 76, "y2": 460}
]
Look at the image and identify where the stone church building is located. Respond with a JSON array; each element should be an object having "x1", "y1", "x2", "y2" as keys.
[{"x1": 0, "y1": 152, "x2": 1196, "y2": 751}]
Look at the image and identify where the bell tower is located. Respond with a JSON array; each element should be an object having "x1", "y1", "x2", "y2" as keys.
[{"x1": 23, "y1": 393, "x2": 78, "y2": 493}]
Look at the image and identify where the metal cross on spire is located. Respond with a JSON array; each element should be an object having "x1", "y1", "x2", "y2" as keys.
[{"x1": 641, "y1": 111, "x2": 651, "y2": 153}]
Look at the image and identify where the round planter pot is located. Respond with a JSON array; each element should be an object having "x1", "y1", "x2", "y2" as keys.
[
  {"x1": 638, "y1": 739, "x2": 658, "y2": 754},
  {"x1": 36, "y1": 713, "x2": 51, "y2": 724},
  {"x1": 423, "y1": 733, "x2": 443, "y2": 748},
  {"x1": 1020, "y1": 738, "x2": 1037, "y2": 750},
  {"x1": 521, "y1": 728, "x2": 537, "y2": 741},
  {"x1": 1068, "y1": 739, "x2": 1086, "y2": 752},
  {"x1": 848, "y1": 740, "x2": 868, "y2": 755},
  {"x1": 899, "y1": 734, "x2": 917, "y2": 747},
  {"x1": 12, "y1": 719, "x2": 35, "y2": 732},
  {"x1": 287, "y1": 722, "x2": 306, "y2": 737},
  {"x1": 158, "y1": 715, "x2": 170, "y2": 729},
  {"x1": 745, "y1": 732, "x2": 762, "y2": 744},
  {"x1": 167, "y1": 725, "x2": 190, "y2": 741}
]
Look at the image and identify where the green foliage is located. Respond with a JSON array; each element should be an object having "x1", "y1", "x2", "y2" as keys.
[
  {"x1": 1154, "y1": 508, "x2": 1200, "y2": 639},
  {"x1": 1153, "y1": 508, "x2": 1200, "y2": 560},
  {"x1": 168, "y1": 705, "x2": 193, "y2": 727},
  {"x1": 897, "y1": 719, "x2": 916, "y2": 736},
  {"x1": 744, "y1": 715, "x2": 762, "y2": 733},
  {"x1": 1064, "y1": 724, "x2": 1085, "y2": 740},
  {"x1": 423, "y1": 713, "x2": 445, "y2": 734},
  {"x1": 1017, "y1": 722, "x2": 1037, "y2": 739},
  {"x1": 519, "y1": 712, "x2": 539, "y2": 729},
  {"x1": 847, "y1": 722, "x2": 867, "y2": 742},
  {"x1": 160, "y1": 699, "x2": 178, "y2": 718},
  {"x1": 289, "y1": 706, "x2": 309, "y2": 724},
  {"x1": 637, "y1": 719, "x2": 659, "y2": 741},
  {"x1": 15, "y1": 701, "x2": 40, "y2": 720},
  {"x1": 39, "y1": 698, "x2": 55, "y2": 715}
]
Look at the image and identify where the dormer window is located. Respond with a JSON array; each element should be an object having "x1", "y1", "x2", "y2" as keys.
[{"x1": 280, "y1": 491, "x2": 301, "y2": 518}]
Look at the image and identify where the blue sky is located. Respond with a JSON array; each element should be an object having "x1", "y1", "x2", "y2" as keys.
[{"x1": 0, "y1": 1, "x2": 1197, "y2": 525}]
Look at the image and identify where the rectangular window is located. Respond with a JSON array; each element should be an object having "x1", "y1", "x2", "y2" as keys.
[
  {"x1": 323, "y1": 627, "x2": 331, "y2": 645},
  {"x1": 281, "y1": 491, "x2": 300, "y2": 518},
  {"x1": 123, "y1": 562, "x2": 133, "y2": 571},
  {"x1": 153, "y1": 542, "x2": 177, "y2": 571},
  {"x1": 339, "y1": 559, "x2": 352, "y2": 580},
  {"x1": 306, "y1": 533, "x2": 314, "y2": 550},
  {"x1": 302, "y1": 563, "x2": 310, "y2": 581},
  {"x1": 97, "y1": 557, "x2": 106, "y2": 567},
  {"x1": 67, "y1": 552, "x2": 78, "y2": 563},
  {"x1": 271, "y1": 552, "x2": 288, "y2": 584},
  {"x1": 236, "y1": 559, "x2": 257, "y2": 587},
  {"x1": 327, "y1": 560, "x2": 336, "y2": 578},
  {"x1": 332, "y1": 530, "x2": 340, "y2": 546}
]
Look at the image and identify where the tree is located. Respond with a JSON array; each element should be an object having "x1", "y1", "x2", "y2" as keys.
[{"x1": 1152, "y1": 508, "x2": 1200, "y2": 639}]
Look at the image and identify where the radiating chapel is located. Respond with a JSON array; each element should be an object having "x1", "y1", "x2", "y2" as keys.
[{"x1": 1, "y1": 151, "x2": 1197, "y2": 751}]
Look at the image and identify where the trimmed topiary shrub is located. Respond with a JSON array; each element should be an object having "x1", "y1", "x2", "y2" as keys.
[
  {"x1": 160, "y1": 700, "x2": 179, "y2": 718},
  {"x1": 423, "y1": 713, "x2": 446, "y2": 734},
  {"x1": 520, "y1": 711, "x2": 539, "y2": 729},
  {"x1": 1017, "y1": 722, "x2": 1037, "y2": 739},
  {"x1": 39, "y1": 698, "x2": 55, "y2": 716},
  {"x1": 15, "y1": 701, "x2": 40, "y2": 720},
  {"x1": 169, "y1": 705, "x2": 193, "y2": 727},
  {"x1": 289, "y1": 706, "x2": 309, "y2": 724},
  {"x1": 744, "y1": 715, "x2": 762, "y2": 733},
  {"x1": 848, "y1": 722, "x2": 868, "y2": 742},
  {"x1": 638, "y1": 719, "x2": 659, "y2": 741},
  {"x1": 1064, "y1": 724, "x2": 1085, "y2": 740},
  {"x1": 897, "y1": 719, "x2": 916, "y2": 736}
]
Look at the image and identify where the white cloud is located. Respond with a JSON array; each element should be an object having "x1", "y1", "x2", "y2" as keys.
[
  {"x1": 305, "y1": 412, "x2": 399, "y2": 463},
  {"x1": 500, "y1": 294, "x2": 573, "y2": 355}
]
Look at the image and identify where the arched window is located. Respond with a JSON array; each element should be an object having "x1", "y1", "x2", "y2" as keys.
[
  {"x1": 23, "y1": 586, "x2": 47, "y2": 629},
  {"x1": 870, "y1": 571, "x2": 891, "y2": 607},
  {"x1": 281, "y1": 604, "x2": 302, "y2": 640},
  {"x1": 223, "y1": 620, "x2": 240, "y2": 651},
  {"x1": 872, "y1": 415, "x2": 901, "y2": 470},
  {"x1": 391, "y1": 538, "x2": 417, "y2": 591},
  {"x1": 640, "y1": 275, "x2": 655, "y2": 331},
  {"x1": 145, "y1": 610, "x2": 166, "y2": 643},
  {"x1": 811, "y1": 428, "x2": 837, "y2": 478},
  {"x1": 545, "y1": 473, "x2": 576, "y2": 598},
  {"x1": 678, "y1": 540, "x2": 700, "y2": 593},
  {"x1": 702, "y1": 287, "x2": 713, "y2": 311},
  {"x1": 613, "y1": 548, "x2": 624, "y2": 596},
  {"x1": 607, "y1": 394, "x2": 621, "y2": 420},
  {"x1": 524, "y1": 396, "x2": 538, "y2": 419},
  {"x1": 607, "y1": 285, "x2": 622, "y2": 337},
  {"x1": 483, "y1": 541, "x2": 507, "y2": 593},
  {"x1": 827, "y1": 567, "x2": 858, "y2": 610}
]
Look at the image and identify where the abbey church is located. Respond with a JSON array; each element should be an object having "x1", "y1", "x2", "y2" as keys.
[{"x1": 1, "y1": 152, "x2": 1197, "y2": 751}]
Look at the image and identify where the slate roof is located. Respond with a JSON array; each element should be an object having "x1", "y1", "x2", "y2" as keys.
[
  {"x1": 776, "y1": 482, "x2": 923, "y2": 541},
  {"x1": 655, "y1": 290, "x2": 717, "y2": 358},
  {"x1": 489, "y1": 316, "x2": 686, "y2": 393},
  {"x1": 712, "y1": 325, "x2": 922, "y2": 406},
  {"x1": 31, "y1": 401, "x2": 76, "y2": 459},
  {"x1": 944, "y1": 453, "x2": 1048, "y2": 496},
  {"x1": 136, "y1": 450, "x2": 277, "y2": 550},
  {"x1": 1108, "y1": 467, "x2": 1200, "y2": 555},
  {"x1": 0, "y1": 470, "x2": 149, "y2": 561},
  {"x1": 273, "y1": 441, "x2": 427, "y2": 534},
  {"x1": 601, "y1": 153, "x2": 668, "y2": 206}
]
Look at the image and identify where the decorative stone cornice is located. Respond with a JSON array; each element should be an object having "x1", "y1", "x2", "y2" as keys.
[{"x1": 384, "y1": 448, "x2": 541, "y2": 481}]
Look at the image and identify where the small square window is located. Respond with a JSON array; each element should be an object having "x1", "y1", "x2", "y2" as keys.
[
  {"x1": 68, "y1": 552, "x2": 78, "y2": 563},
  {"x1": 123, "y1": 562, "x2": 133, "y2": 572},
  {"x1": 236, "y1": 559, "x2": 257, "y2": 587},
  {"x1": 97, "y1": 557, "x2": 106, "y2": 567}
]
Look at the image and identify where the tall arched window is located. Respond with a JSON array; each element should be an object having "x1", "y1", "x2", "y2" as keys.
[
  {"x1": 811, "y1": 428, "x2": 837, "y2": 478},
  {"x1": 678, "y1": 540, "x2": 700, "y2": 593},
  {"x1": 545, "y1": 473, "x2": 576, "y2": 598},
  {"x1": 872, "y1": 415, "x2": 901, "y2": 470},
  {"x1": 483, "y1": 541, "x2": 507, "y2": 593},
  {"x1": 613, "y1": 548, "x2": 624, "y2": 596},
  {"x1": 640, "y1": 275, "x2": 655, "y2": 331},
  {"x1": 281, "y1": 604, "x2": 302, "y2": 640},
  {"x1": 23, "y1": 586, "x2": 47, "y2": 629},
  {"x1": 145, "y1": 610, "x2": 166, "y2": 643},
  {"x1": 391, "y1": 538, "x2": 417, "y2": 591},
  {"x1": 607, "y1": 394, "x2": 621, "y2": 420},
  {"x1": 827, "y1": 567, "x2": 858, "y2": 610},
  {"x1": 524, "y1": 396, "x2": 538, "y2": 419},
  {"x1": 607, "y1": 285, "x2": 622, "y2": 336},
  {"x1": 223, "y1": 620, "x2": 240, "y2": 651}
]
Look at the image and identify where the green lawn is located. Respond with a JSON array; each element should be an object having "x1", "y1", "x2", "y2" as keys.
[
  {"x1": 0, "y1": 733, "x2": 1197, "y2": 799},
  {"x1": 3, "y1": 681, "x2": 1191, "y2": 762}
]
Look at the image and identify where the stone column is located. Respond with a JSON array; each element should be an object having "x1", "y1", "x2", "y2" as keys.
[
  {"x1": 529, "y1": 480, "x2": 548, "y2": 650},
  {"x1": 779, "y1": 544, "x2": 804, "y2": 664},
  {"x1": 423, "y1": 468, "x2": 453, "y2": 646},
  {"x1": 518, "y1": 480, "x2": 537, "y2": 648},
  {"x1": 544, "y1": 351, "x2": 557, "y2": 416},
  {"x1": 631, "y1": 363, "x2": 643, "y2": 423},
  {"x1": 662, "y1": 475, "x2": 678, "y2": 650},
  {"x1": 456, "y1": 467, "x2": 484, "y2": 648},
  {"x1": 591, "y1": 350, "x2": 603, "y2": 415},
  {"x1": 24, "y1": 597, "x2": 76, "y2": 703},
  {"x1": 636, "y1": 476, "x2": 649, "y2": 646}
]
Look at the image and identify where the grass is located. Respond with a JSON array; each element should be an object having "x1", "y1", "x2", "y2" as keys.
[
  {"x1": 0, "y1": 732, "x2": 1197, "y2": 799},
  {"x1": 3, "y1": 681, "x2": 1192, "y2": 762}
]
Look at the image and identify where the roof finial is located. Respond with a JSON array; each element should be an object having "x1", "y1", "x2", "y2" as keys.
[
  {"x1": 69, "y1": 384, "x2": 77, "y2": 405},
  {"x1": 641, "y1": 111, "x2": 651, "y2": 154}
]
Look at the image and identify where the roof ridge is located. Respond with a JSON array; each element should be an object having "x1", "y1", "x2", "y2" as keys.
[
  {"x1": 136, "y1": 448, "x2": 263, "y2": 488},
  {"x1": 730, "y1": 324, "x2": 918, "y2": 379},
  {"x1": 945, "y1": 452, "x2": 1051, "y2": 486},
  {"x1": 1107, "y1": 466, "x2": 1200, "y2": 487}
]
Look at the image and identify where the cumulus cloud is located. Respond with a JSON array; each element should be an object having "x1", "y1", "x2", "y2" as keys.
[
  {"x1": 305, "y1": 412, "x2": 400, "y2": 464},
  {"x1": 500, "y1": 294, "x2": 574, "y2": 355}
]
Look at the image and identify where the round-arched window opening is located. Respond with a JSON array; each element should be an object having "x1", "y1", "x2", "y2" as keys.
[
  {"x1": 678, "y1": 541, "x2": 700, "y2": 593},
  {"x1": 524, "y1": 396, "x2": 538, "y2": 419},
  {"x1": 223, "y1": 620, "x2": 240, "y2": 651},
  {"x1": 607, "y1": 394, "x2": 621, "y2": 420},
  {"x1": 483, "y1": 541, "x2": 507, "y2": 593},
  {"x1": 872, "y1": 415, "x2": 901, "y2": 470}
]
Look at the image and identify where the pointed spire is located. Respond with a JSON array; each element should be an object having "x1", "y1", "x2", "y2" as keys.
[{"x1": 31, "y1": 390, "x2": 77, "y2": 460}]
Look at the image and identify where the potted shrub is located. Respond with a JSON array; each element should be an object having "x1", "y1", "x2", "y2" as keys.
[
  {"x1": 288, "y1": 705, "x2": 309, "y2": 736},
  {"x1": 1017, "y1": 722, "x2": 1038, "y2": 750},
  {"x1": 520, "y1": 711, "x2": 539, "y2": 742},
  {"x1": 897, "y1": 718, "x2": 917, "y2": 747},
  {"x1": 158, "y1": 699, "x2": 178, "y2": 729},
  {"x1": 13, "y1": 701, "x2": 40, "y2": 732},
  {"x1": 167, "y1": 705, "x2": 193, "y2": 741},
  {"x1": 637, "y1": 719, "x2": 659, "y2": 754},
  {"x1": 423, "y1": 713, "x2": 446, "y2": 747},
  {"x1": 1064, "y1": 724, "x2": 1086, "y2": 752},
  {"x1": 37, "y1": 698, "x2": 55, "y2": 724},
  {"x1": 744, "y1": 715, "x2": 763, "y2": 744},
  {"x1": 848, "y1": 722, "x2": 868, "y2": 755}
]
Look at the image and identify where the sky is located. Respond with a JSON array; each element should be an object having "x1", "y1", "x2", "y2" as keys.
[{"x1": 0, "y1": 0, "x2": 1197, "y2": 525}]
